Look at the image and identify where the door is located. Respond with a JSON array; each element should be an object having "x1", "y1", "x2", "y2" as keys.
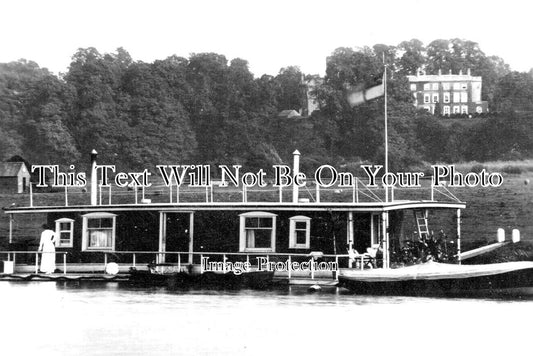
[{"x1": 159, "y1": 212, "x2": 191, "y2": 263}]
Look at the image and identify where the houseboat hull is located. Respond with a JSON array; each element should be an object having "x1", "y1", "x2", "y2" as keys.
[
  {"x1": 338, "y1": 261, "x2": 533, "y2": 297},
  {"x1": 128, "y1": 268, "x2": 275, "y2": 290}
]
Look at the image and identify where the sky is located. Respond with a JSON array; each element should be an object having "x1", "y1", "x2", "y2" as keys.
[{"x1": 1, "y1": 0, "x2": 531, "y2": 77}]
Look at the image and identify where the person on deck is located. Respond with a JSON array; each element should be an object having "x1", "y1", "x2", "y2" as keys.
[{"x1": 38, "y1": 224, "x2": 57, "y2": 274}]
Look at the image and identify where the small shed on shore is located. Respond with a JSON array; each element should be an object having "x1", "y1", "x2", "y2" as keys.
[{"x1": 0, "y1": 161, "x2": 30, "y2": 193}]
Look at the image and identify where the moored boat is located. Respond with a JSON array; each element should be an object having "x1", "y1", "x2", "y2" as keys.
[
  {"x1": 338, "y1": 261, "x2": 533, "y2": 297},
  {"x1": 4, "y1": 150, "x2": 530, "y2": 296}
]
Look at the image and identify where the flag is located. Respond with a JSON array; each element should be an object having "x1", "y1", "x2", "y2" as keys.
[{"x1": 346, "y1": 81, "x2": 385, "y2": 107}]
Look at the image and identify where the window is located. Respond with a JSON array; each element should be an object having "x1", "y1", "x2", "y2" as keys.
[
  {"x1": 431, "y1": 83, "x2": 439, "y2": 90},
  {"x1": 55, "y1": 218, "x2": 74, "y2": 248},
  {"x1": 443, "y1": 106, "x2": 450, "y2": 115},
  {"x1": 453, "y1": 83, "x2": 461, "y2": 90},
  {"x1": 423, "y1": 94, "x2": 430, "y2": 103},
  {"x1": 443, "y1": 93, "x2": 450, "y2": 103},
  {"x1": 82, "y1": 212, "x2": 116, "y2": 251},
  {"x1": 460, "y1": 92, "x2": 468, "y2": 103},
  {"x1": 442, "y1": 83, "x2": 450, "y2": 90},
  {"x1": 461, "y1": 83, "x2": 468, "y2": 90},
  {"x1": 423, "y1": 83, "x2": 430, "y2": 90},
  {"x1": 476, "y1": 106, "x2": 483, "y2": 113},
  {"x1": 461, "y1": 105, "x2": 468, "y2": 114},
  {"x1": 410, "y1": 84, "x2": 417, "y2": 91},
  {"x1": 239, "y1": 212, "x2": 276, "y2": 252},
  {"x1": 453, "y1": 92, "x2": 460, "y2": 103},
  {"x1": 453, "y1": 106, "x2": 460, "y2": 114},
  {"x1": 432, "y1": 94, "x2": 439, "y2": 103},
  {"x1": 424, "y1": 106, "x2": 431, "y2": 112},
  {"x1": 289, "y1": 216, "x2": 311, "y2": 249}
]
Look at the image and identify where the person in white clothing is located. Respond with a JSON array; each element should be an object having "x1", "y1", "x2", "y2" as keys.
[{"x1": 38, "y1": 224, "x2": 57, "y2": 274}]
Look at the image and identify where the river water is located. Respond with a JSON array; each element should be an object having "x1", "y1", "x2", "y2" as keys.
[{"x1": 0, "y1": 282, "x2": 531, "y2": 356}]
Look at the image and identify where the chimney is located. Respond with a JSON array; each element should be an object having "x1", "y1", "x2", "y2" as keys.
[
  {"x1": 438, "y1": 69, "x2": 442, "y2": 76},
  {"x1": 467, "y1": 68, "x2": 471, "y2": 76},
  {"x1": 459, "y1": 69, "x2": 463, "y2": 75},
  {"x1": 449, "y1": 69, "x2": 452, "y2": 75},
  {"x1": 292, "y1": 150, "x2": 300, "y2": 203},
  {"x1": 90, "y1": 149, "x2": 98, "y2": 205}
]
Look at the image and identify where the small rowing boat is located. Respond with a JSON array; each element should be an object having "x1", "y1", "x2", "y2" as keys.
[{"x1": 128, "y1": 264, "x2": 274, "y2": 290}]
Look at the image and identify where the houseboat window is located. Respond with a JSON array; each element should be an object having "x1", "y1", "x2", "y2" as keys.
[
  {"x1": 82, "y1": 213, "x2": 116, "y2": 251},
  {"x1": 55, "y1": 218, "x2": 74, "y2": 248},
  {"x1": 289, "y1": 216, "x2": 311, "y2": 249},
  {"x1": 239, "y1": 212, "x2": 276, "y2": 252}
]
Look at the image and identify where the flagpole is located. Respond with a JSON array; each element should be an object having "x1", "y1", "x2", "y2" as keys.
[{"x1": 383, "y1": 55, "x2": 388, "y2": 203}]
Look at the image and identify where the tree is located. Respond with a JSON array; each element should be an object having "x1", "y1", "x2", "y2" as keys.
[
  {"x1": 398, "y1": 39, "x2": 425, "y2": 75},
  {"x1": 274, "y1": 66, "x2": 305, "y2": 111},
  {"x1": 492, "y1": 71, "x2": 533, "y2": 113}
]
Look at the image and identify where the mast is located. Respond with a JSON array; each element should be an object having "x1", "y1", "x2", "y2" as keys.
[
  {"x1": 383, "y1": 55, "x2": 389, "y2": 202},
  {"x1": 383, "y1": 54, "x2": 390, "y2": 268}
]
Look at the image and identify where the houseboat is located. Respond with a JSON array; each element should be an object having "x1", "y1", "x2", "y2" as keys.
[{"x1": 1, "y1": 150, "x2": 477, "y2": 289}]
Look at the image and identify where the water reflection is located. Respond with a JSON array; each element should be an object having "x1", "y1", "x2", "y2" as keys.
[{"x1": 0, "y1": 282, "x2": 531, "y2": 356}]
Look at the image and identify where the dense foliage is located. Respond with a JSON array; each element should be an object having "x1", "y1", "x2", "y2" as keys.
[{"x1": 1, "y1": 38, "x2": 533, "y2": 173}]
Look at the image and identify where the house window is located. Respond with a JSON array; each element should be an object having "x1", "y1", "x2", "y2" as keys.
[
  {"x1": 431, "y1": 83, "x2": 439, "y2": 90},
  {"x1": 55, "y1": 218, "x2": 74, "y2": 248},
  {"x1": 410, "y1": 84, "x2": 417, "y2": 91},
  {"x1": 442, "y1": 83, "x2": 450, "y2": 90},
  {"x1": 453, "y1": 92, "x2": 460, "y2": 103},
  {"x1": 476, "y1": 106, "x2": 483, "y2": 113},
  {"x1": 424, "y1": 106, "x2": 431, "y2": 112},
  {"x1": 239, "y1": 212, "x2": 276, "y2": 252},
  {"x1": 453, "y1": 83, "x2": 461, "y2": 90},
  {"x1": 461, "y1": 83, "x2": 468, "y2": 90},
  {"x1": 453, "y1": 106, "x2": 460, "y2": 114},
  {"x1": 461, "y1": 105, "x2": 468, "y2": 114},
  {"x1": 289, "y1": 216, "x2": 311, "y2": 249},
  {"x1": 460, "y1": 92, "x2": 468, "y2": 103},
  {"x1": 443, "y1": 93, "x2": 450, "y2": 103},
  {"x1": 82, "y1": 212, "x2": 116, "y2": 251},
  {"x1": 423, "y1": 83, "x2": 430, "y2": 90},
  {"x1": 423, "y1": 94, "x2": 430, "y2": 103},
  {"x1": 443, "y1": 106, "x2": 450, "y2": 115},
  {"x1": 432, "y1": 94, "x2": 439, "y2": 103}
]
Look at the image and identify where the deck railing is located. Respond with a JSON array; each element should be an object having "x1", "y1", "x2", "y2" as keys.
[
  {"x1": 0, "y1": 250, "x2": 370, "y2": 281},
  {"x1": 23, "y1": 177, "x2": 461, "y2": 208},
  {"x1": 1, "y1": 251, "x2": 68, "y2": 274}
]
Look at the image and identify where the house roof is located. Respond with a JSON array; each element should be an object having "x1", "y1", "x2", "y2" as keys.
[
  {"x1": 278, "y1": 110, "x2": 301, "y2": 119},
  {"x1": 0, "y1": 162, "x2": 27, "y2": 177}
]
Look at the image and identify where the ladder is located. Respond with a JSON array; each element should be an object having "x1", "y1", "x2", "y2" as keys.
[{"x1": 414, "y1": 210, "x2": 429, "y2": 239}]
